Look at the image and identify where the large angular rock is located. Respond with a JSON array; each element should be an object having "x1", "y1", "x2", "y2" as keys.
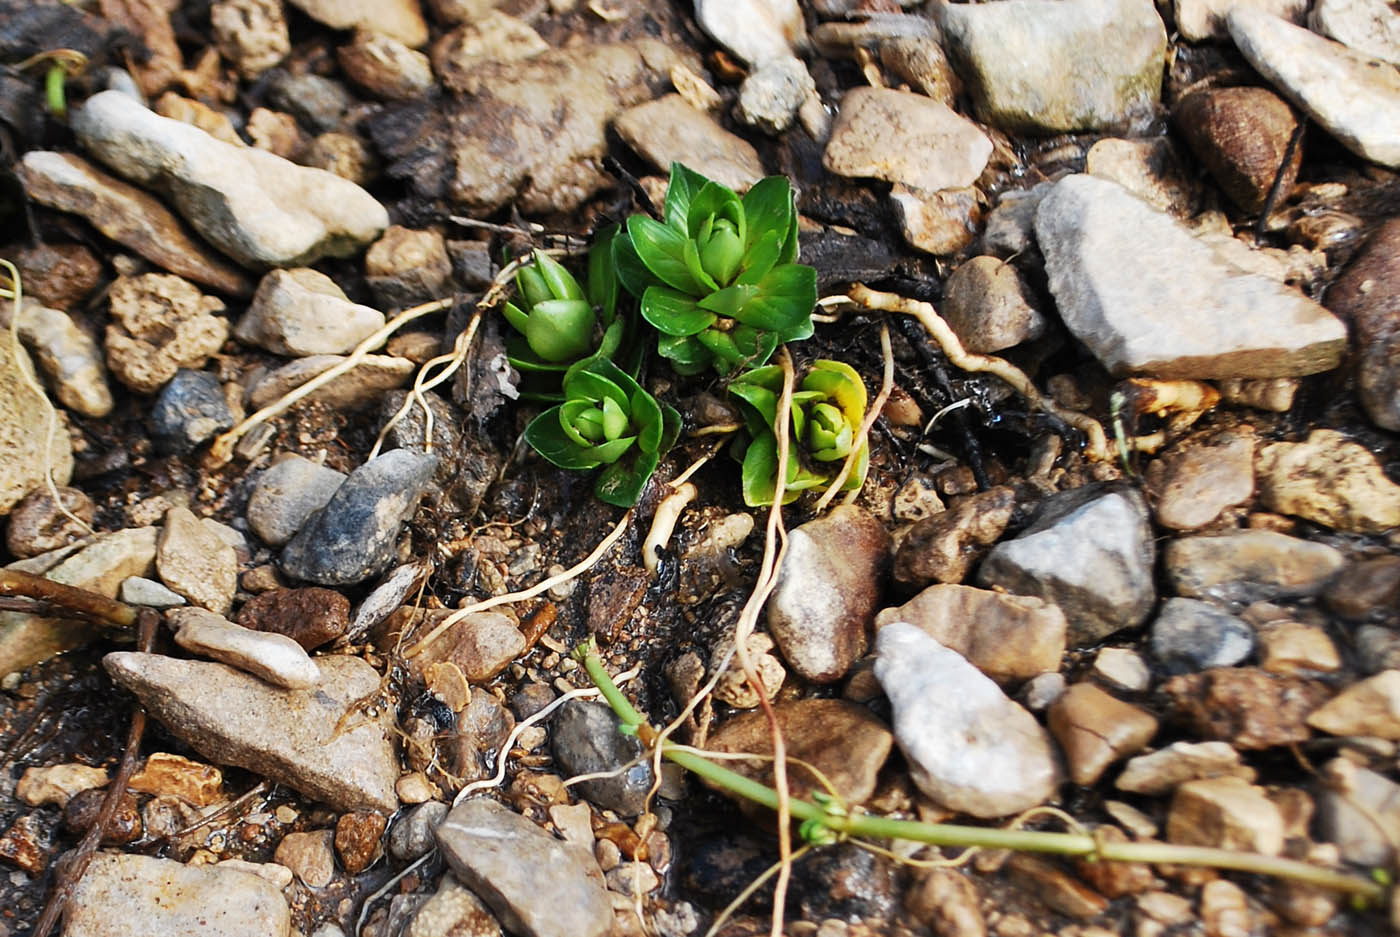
[
  {"x1": 286, "y1": 0, "x2": 428, "y2": 47},
  {"x1": 1228, "y1": 6, "x2": 1400, "y2": 167},
  {"x1": 436, "y1": 798, "x2": 613, "y2": 937},
  {"x1": 1035, "y1": 174, "x2": 1346, "y2": 378},
  {"x1": 1309, "y1": 0, "x2": 1400, "y2": 65},
  {"x1": 103, "y1": 652, "x2": 398, "y2": 812},
  {"x1": 936, "y1": 0, "x2": 1166, "y2": 133},
  {"x1": 977, "y1": 484, "x2": 1155, "y2": 646},
  {"x1": 71, "y1": 91, "x2": 388, "y2": 268},
  {"x1": 1256, "y1": 429, "x2": 1400, "y2": 533}
]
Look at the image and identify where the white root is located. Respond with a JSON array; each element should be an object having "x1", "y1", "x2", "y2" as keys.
[{"x1": 643, "y1": 481, "x2": 696, "y2": 576}]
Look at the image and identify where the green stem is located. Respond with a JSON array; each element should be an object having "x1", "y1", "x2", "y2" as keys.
[{"x1": 578, "y1": 644, "x2": 1388, "y2": 903}]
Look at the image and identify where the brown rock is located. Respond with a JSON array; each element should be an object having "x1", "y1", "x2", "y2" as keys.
[
  {"x1": 904, "y1": 869, "x2": 985, "y2": 937},
  {"x1": 876, "y1": 584, "x2": 1067, "y2": 683},
  {"x1": 1115, "y1": 741, "x2": 1255, "y2": 795},
  {"x1": 5, "y1": 487, "x2": 94, "y2": 559},
  {"x1": 892, "y1": 185, "x2": 983, "y2": 256},
  {"x1": 1200, "y1": 878, "x2": 1254, "y2": 936},
  {"x1": 63, "y1": 788, "x2": 142, "y2": 845},
  {"x1": 1256, "y1": 620, "x2": 1340, "y2": 674},
  {"x1": 1326, "y1": 218, "x2": 1400, "y2": 431},
  {"x1": 1144, "y1": 430, "x2": 1255, "y2": 530},
  {"x1": 8, "y1": 242, "x2": 102, "y2": 310},
  {"x1": 105, "y1": 274, "x2": 230, "y2": 394},
  {"x1": 1306, "y1": 670, "x2": 1400, "y2": 738},
  {"x1": 338, "y1": 30, "x2": 434, "y2": 101},
  {"x1": 15, "y1": 153, "x2": 252, "y2": 296},
  {"x1": 404, "y1": 610, "x2": 526, "y2": 682},
  {"x1": 614, "y1": 95, "x2": 765, "y2": 194},
  {"x1": 128, "y1": 752, "x2": 224, "y2": 806},
  {"x1": 157, "y1": 506, "x2": 238, "y2": 615},
  {"x1": 1256, "y1": 429, "x2": 1400, "y2": 534},
  {"x1": 211, "y1": 0, "x2": 290, "y2": 78},
  {"x1": 1006, "y1": 854, "x2": 1109, "y2": 920},
  {"x1": 247, "y1": 355, "x2": 415, "y2": 409},
  {"x1": 1162, "y1": 667, "x2": 1329, "y2": 749},
  {"x1": 15, "y1": 763, "x2": 109, "y2": 808},
  {"x1": 275, "y1": 829, "x2": 336, "y2": 888},
  {"x1": 1167, "y1": 776, "x2": 1285, "y2": 855},
  {"x1": 235, "y1": 587, "x2": 350, "y2": 651},
  {"x1": 335, "y1": 811, "x2": 387, "y2": 874},
  {"x1": 0, "y1": 813, "x2": 50, "y2": 874},
  {"x1": 1174, "y1": 87, "x2": 1301, "y2": 213},
  {"x1": 941, "y1": 259, "x2": 1046, "y2": 354},
  {"x1": 286, "y1": 0, "x2": 427, "y2": 47},
  {"x1": 155, "y1": 92, "x2": 245, "y2": 147},
  {"x1": 246, "y1": 108, "x2": 306, "y2": 159},
  {"x1": 705, "y1": 699, "x2": 893, "y2": 809},
  {"x1": 893, "y1": 486, "x2": 1016, "y2": 587},
  {"x1": 1049, "y1": 683, "x2": 1158, "y2": 786},
  {"x1": 1074, "y1": 826, "x2": 1154, "y2": 897},
  {"x1": 365, "y1": 225, "x2": 453, "y2": 308},
  {"x1": 1325, "y1": 555, "x2": 1400, "y2": 619},
  {"x1": 430, "y1": 12, "x2": 548, "y2": 82}
]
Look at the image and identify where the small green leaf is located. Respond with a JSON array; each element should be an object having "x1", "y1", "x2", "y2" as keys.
[
  {"x1": 641, "y1": 286, "x2": 717, "y2": 336},
  {"x1": 627, "y1": 215, "x2": 704, "y2": 295},
  {"x1": 517, "y1": 263, "x2": 552, "y2": 308},
  {"x1": 740, "y1": 175, "x2": 794, "y2": 251},
  {"x1": 587, "y1": 225, "x2": 620, "y2": 325},
  {"x1": 696, "y1": 284, "x2": 758, "y2": 319},
  {"x1": 533, "y1": 250, "x2": 586, "y2": 302},
  {"x1": 664, "y1": 162, "x2": 712, "y2": 230},
  {"x1": 657, "y1": 334, "x2": 713, "y2": 374},
  {"x1": 594, "y1": 449, "x2": 658, "y2": 507},
  {"x1": 525, "y1": 408, "x2": 602, "y2": 470},
  {"x1": 732, "y1": 263, "x2": 817, "y2": 335},
  {"x1": 523, "y1": 298, "x2": 595, "y2": 362},
  {"x1": 613, "y1": 229, "x2": 658, "y2": 298},
  {"x1": 686, "y1": 181, "x2": 746, "y2": 245},
  {"x1": 737, "y1": 230, "x2": 781, "y2": 286}
]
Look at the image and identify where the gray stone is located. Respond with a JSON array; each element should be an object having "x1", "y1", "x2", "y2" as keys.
[
  {"x1": 119, "y1": 576, "x2": 187, "y2": 608},
  {"x1": 1315, "y1": 757, "x2": 1400, "y2": 866},
  {"x1": 1175, "y1": 0, "x2": 1305, "y2": 39},
  {"x1": 1310, "y1": 0, "x2": 1400, "y2": 65},
  {"x1": 1164, "y1": 530, "x2": 1345, "y2": 603},
  {"x1": 941, "y1": 258, "x2": 1047, "y2": 354},
  {"x1": 71, "y1": 91, "x2": 388, "y2": 268},
  {"x1": 6, "y1": 298, "x2": 113, "y2": 418},
  {"x1": 735, "y1": 56, "x2": 814, "y2": 135},
  {"x1": 365, "y1": 226, "x2": 453, "y2": 310},
  {"x1": 236, "y1": 269, "x2": 385, "y2": 356},
  {"x1": 104, "y1": 652, "x2": 399, "y2": 812},
  {"x1": 168, "y1": 607, "x2": 321, "y2": 689},
  {"x1": 436, "y1": 798, "x2": 613, "y2": 937},
  {"x1": 614, "y1": 95, "x2": 764, "y2": 194},
  {"x1": 247, "y1": 454, "x2": 346, "y2": 547},
  {"x1": 390, "y1": 800, "x2": 449, "y2": 860},
  {"x1": 280, "y1": 449, "x2": 437, "y2": 586},
  {"x1": 983, "y1": 183, "x2": 1053, "y2": 257},
  {"x1": 149, "y1": 369, "x2": 234, "y2": 455},
  {"x1": 407, "y1": 876, "x2": 502, "y2": 937},
  {"x1": 977, "y1": 484, "x2": 1155, "y2": 646},
  {"x1": 550, "y1": 700, "x2": 654, "y2": 816},
  {"x1": 824, "y1": 87, "x2": 992, "y2": 193},
  {"x1": 1228, "y1": 5, "x2": 1400, "y2": 168},
  {"x1": 875, "y1": 622, "x2": 1060, "y2": 818},
  {"x1": 1092, "y1": 647, "x2": 1151, "y2": 693},
  {"x1": 0, "y1": 336, "x2": 73, "y2": 515},
  {"x1": 1035, "y1": 174, "x2": 1347, "y2": 379},
  {"x1": 247, "y1": 354, "x2": 416, "y2": 410},
  {"x1": 1149, "y1": 598, "x2": 1256, "y2": 674},
  {"x1": 157, "y1": 506, "x2": 238, "y2": 616},
  {"x1": 1325, "y1": 219, "x2": 1400, "y2": 431},
  {"x1": 694, "y1": 0, "x2": 804, "y2": 68},
  {"x1": 936, "y1": 0, "x2": 1166, "y2": 133},
  {"x1": 63, "y1": 853, "x2": 289, "y2": 937},
  {"x1": 766, "y1": 505, "x2": 891, "y2": 683}
]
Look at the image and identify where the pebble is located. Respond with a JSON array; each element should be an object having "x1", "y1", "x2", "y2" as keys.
[
  {"x1": 407, "y1": 876, "x2": 503, "y2": 937},
  {"x1": 694, "y1": 0, "x2": 803, "y2": 68},
  {"x1": 157, "y1": 506, "x2": 238, "y2": 615},
  {"x1": 935, "y1": 0, "x2": 1165, "y2": 133},
  {"x1": 0, "y1": 338, "x2": 73, "y2": 518},
  {"x1": 1173, "y1": 86, "x2": 1301, "y2": 214},
  {"x1": 824, "y1": 87, "x2": 992, "y2": 193},
  {"x1": 614, "y1": 95, "x2": 764, "y2": 193},
  {"x1": 1149, "y1": 598, "x2": 1255, "y2": 674},
  {"x1": 64, "y1": 789, "x2": 141, "y2": 846},
  {"x1": 766, "y1": 505, "x2": 890, "y2": 683},
  {"x1": 10, "y1": 241, "x2": 103, "y2": 310},
  {"x1": 891, "y1": 185, "x2": 982, "y2": 256},
  {"x1": 904, "y1": 869, "x2": 985, "y2": 937},
  {"x1": 1048, "y1": 683, "x2": 1158, "y2": 786},
  {"x1": 1310, "y1": 0, "x2": 1400, "y2": 64},
  {"x1": 286, "y1": 0, "x2": 427, "y2": 48},
  {"x1": 551, "y1": 700, "x2": 654, "y2": 816},
  {"x1": 874, "y1": 622, "x2": 1060, "y2": 818},
  {"x1": 63, "y1": 854, "x2": 290, "y2": 937},
  {"x1": 210, "y1": 0, "x2": 289, "y2": 78},
  {"x1": 275, "y1": 829, "x2": 336, "y2": 888},
  {"x1": 390, "y1": 800, "x2": 449, "y2": 860},
  {"x1": 1163, "y1": 530, "x2": 1345, "y2": 603},
  {"x1": 1035, "y1": 174, "x2": 1346, "y2": 379},
  {"x1": 1116, "y1": 741, "x2": 1254, "y2": 795},
  {"x1": 1006, "y1": 854, "x2": 1109, "y2": 920},
  {"x1": 168, "y1": 607, "x2": 321, "y2": 689},
  {"x1": 712, "y1": 632, "x2": 786, "y2": 709},
  {"x1": 735, "y1": 56, "x2": 814, "y2": 135},
  {"x1": 1218, "y1": 376, "x2": 1299, "y2": 411},
  {"x1": 104, "y1": 273, "x2": 228, "y2": 394},
  {"x1": 247, "y1": 354, "x2": 416, "y2": 410},
  {"x1": 336, "y1": 810, "x2": 387, "y2": 875},
  {"x1": 1325, "y1": 218, "x2": 1400, "y2": 432},
  {"x1": 118, "y1": 576, "x2": 186, "y2": 608},
  {"x1": 280, "y1": 449, "x2": 436, "y2": 586},
  {"x1": 1228, "y1": 5, "x2": 1400, "y2": 168},
  {"x1": 982, "y1": 183, "x2": 1053, "y2": 256},
  {"x1": 338, "y1": 31, "x2": 434, "y2": 100},
  {"x1": 15, "y1": 763, "x2": 108, "y2": 807},
  {"x1": 1255, "y1": 429, "x2": 1400, "y2": 533},
  {"x1": 977, "y1": 484, "x2": 1156, "y2": 646},
  {"x1": 1166, "y1": 777, "x2": 1284, "y2": 856},
  {"x1": 1092, "y1": 647, "x2": 1151, "y2": 693},
  {"x1": 246, "y1": 454, "x2": 347, "y2": 547},
  {"x1": 443, "y1": 41, "x2": 689, "y2": 214},
  {"x1": 941, "y1": 259, "x2": 1047, "y2": 354},
  {"x1": 235, "y1": 587, "x2": 349, "y2": 651},
  {"x1": 7, "y1": 298, "x2": 113, "y2": 418},
  {"x1": 104, "y1": 652, "x2": 399, "y2": 812},
  {"x1": 1162, "y1": 667, "x2": 1328, "y2": 749},
  {"x1": 879, "y1": 35, "x2": 961, "y2": 108},
  {"x1": 1325, "y1": 555, "x2": 1400, "y2": 619},
  {"x1": 1022, "y1": 672, "x2": 1067, "y2": 711},
  {"x1": 235, "y1": 268, "x2": 386, "y2": 357},
  {"x1": 4, "y1": 487, "x2": 93, "y2": 558},
  {"x1": 1174, "y1": 0, "x2": 1306, "y2": 40},
  {"x1": 705, "y1": 699, "x2": 893, "y2": 809},
  {"x1": 1256, "y1": 620, "x2": 1340, "y2": 674},
  {"x1": 1074, "y1": 825, "x2": 1154, "y2": 898},
  {"x1": 1136, "y1": 890, "x2": 1194, "y2": 927},
  {"x1": 436, "y1": 797, "x2": 613, "y2": 937},
  {"x1": 303, "y1": 132, "x2": 377, "y2": 185},
  {"x1": 15, "y1": 152, "x2": 252, "y2": 296},
  {"x1": 875, "y1": 584, "x2": 1067, "y2": 683},
  {"x1": 894, "y1": 486, "x2": 1015, "y2": 587},
  {"x1": 149, "y1": 369, "x2": 235, "y2": 455},
  {"x1": 1314, "y1": 756, "x2": 1400, "y2": 865},
  {"x1": 549, "y1": 803, "x2": 594, "y2": 851},
  {"x1": 408, "y1": 610, "x2": 526, "y2": 682},
  {"x1": 349, "y1": 560, "x2": 432, "y2": 641},
  {"x1": 1307, "y1": 670, "x2": 1400, "y2": 738},
  {"x1": 1144, "y1": 430, "x2": 1255, "y2": 531},
  {"x1": 365, "y1": 226, "x2": 454, "y2": 309},
  {"x1": 72, "y1": 91, "x2": 389, "y2": 267}
]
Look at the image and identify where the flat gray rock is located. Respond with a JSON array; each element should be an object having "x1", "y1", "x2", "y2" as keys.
[
  {"x1": 874, "y1": 622, "x2": 1060, "y2": 818},
  {"x1": 71, "y1": 91, "x2": 388, "y2": 268},
  {"x1": 1228, "y1": 5, "x2": 1400, "y2": 167},
  {"x1": 1149, "y1": 598, "x2": 1256, "y2": 673},
  {"x1": 103, "y1": 652, "x2": 398, "y2": 812},
  {"x1": 824, "y1": 86, "x2": 992, "y2": 193},
  {"x1": 550, "y1": 700, "x2": 653, "y2": 816},
  {"x1": 247, "y1": 454, "x2": 346, "y2": 547},
  {"x1": 435, "y1": 798, "x2": 612, "y2": 937},
  {"x1": 937, "y1": 0, "x2": 1166, "y2": 133},
  {"x1": 236, "y1": 268, "x2": 385, "y2": 357},
  {"x1": 1035, "y1": 174, "x2": 1347, "y2": 378},
  {"x1": 614, "y1": 95, "x2": 764, "y2": 193},
  {"x1": 1163, "y1": 530, "x2": 1345, "y2": 603}
]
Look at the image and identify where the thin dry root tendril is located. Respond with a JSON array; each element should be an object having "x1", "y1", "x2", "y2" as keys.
[
  {"x1": 848, "y1": 283, "x2": 1110, "y2": 462},
  {"x1": 406, "y1": 509, "x2": 633, "y2": 657},
  {"x1": 368, "y1": 306, "x2": 484, "y2": 460},
  {"x1": 704, "y1": 844, "x2": 816, "y2": 937},
  {"x1": 815, "y1": 322, "x2": 893, "y2": 513}
]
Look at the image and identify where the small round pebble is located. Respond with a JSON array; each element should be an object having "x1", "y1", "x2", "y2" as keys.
[{"x1": 5, "y1": 486, "x2": 94, "y2": 558}]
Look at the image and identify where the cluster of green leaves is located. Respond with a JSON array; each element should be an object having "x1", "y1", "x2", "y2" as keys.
[{"x1": 501, "y1": 163, "x2": 865, "y2": 508}]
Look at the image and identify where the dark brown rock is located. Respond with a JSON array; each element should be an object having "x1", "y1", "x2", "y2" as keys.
[
  {"x1": 5, "y1": 486, "x2": 95, "y2": 558},
  {"x1": 335, "y1": 811, "x2": 387, "y2": 875},
  {"x1": 1326, "y1": 217, "x2": 1400, "y2": 431},
  {"x1": 9, "y1": 242, "x2": 103, "y2": 310},
  {"x1": 1174, "y1": 87, "x2": 1301, "y2": 213},
  {"x1": 1162, "y1": 667, "x2": 1330, "y2": 749},
  {"x1": 0, "y1": 813, "x2": 50, "y2": 875},
  {"x1": 1048, "y1": 683, "x2": 1158, "y2": 786},
  {"x1": 1324, "y1": 555, "x2": 1400, "y2": 619},
  {"x1": 235, "y1": 587, "x2": 350, "y2": 651},
  {"x1": 894, "y1": 485, "x2": 1015, "y2": 587},
  {"x1": 63, "y1": 788, "x2": 142, "y2": 844}
]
